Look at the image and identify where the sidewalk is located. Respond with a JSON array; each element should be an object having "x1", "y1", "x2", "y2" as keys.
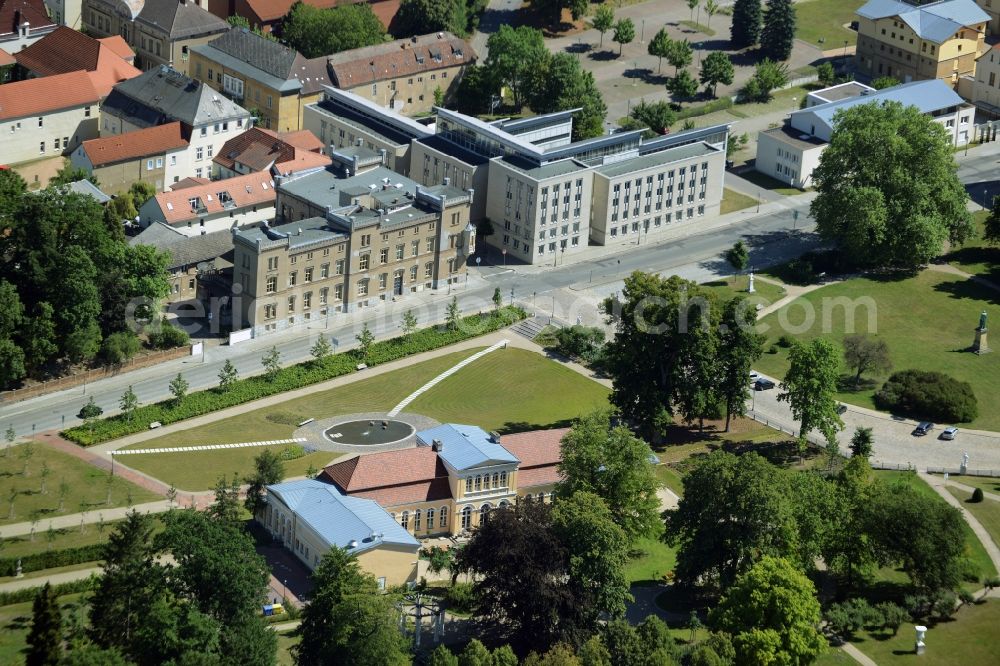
[
  {"x1": 0, "y1": 500, "x2": 171, "y2": 538},
  {"x1": 0, "y1": 566, "x2": 99, "y2": 593},
  {"x1": 919, "y1": 471, "x2": 1000, "y2": 574}
]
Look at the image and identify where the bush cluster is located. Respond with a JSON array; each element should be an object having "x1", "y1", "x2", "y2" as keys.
[
  {"x1": 548, "y1": 325, "x2": 607, "y2": 369},
  {"x1": 823, "y1": 599, "x2": 909, "y2": 638},
  {"x1": 444, "y1": 582, "x2": 476, "y2": 614},
  {"x1": 874, "y1": 369, "x2": 978, "y2": 423},
  {"x1": 0, "y1": 543, "x2": 105, "y2": 577},
  {"x1": 0, "y1": 575, "x2": 98, "y2": 606},
  {"x1": 62, "y1": 307, "x2": 525, "y2": 446}
]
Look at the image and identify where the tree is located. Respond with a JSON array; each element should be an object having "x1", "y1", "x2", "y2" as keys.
[
  {"x1": 40, "y1": 462, "x2": 50, "y2": 494},
  {"x1": 741, "y1": 58, "x2": 788, "y2": 101},
  {"x1": 0, "y1": 338, "x2": 26, "y2": 386},
  {"x1": 630, "y1": 100, "x2": 676, "y2": 135},
  {"x1": 700, "y1": 51, "x2": 734, "y2": 97},
  {"x1": 985, "y1": 196, "x2": 1000, "y2": 245},
  {"x1": 648, "y1": 29, "x2": 672, "y2": 74},
  {"x1": 870, "y1": 75, "x2": 900, "y2": 90},
  {"x1": 281, "y1": 2, "x2": 386, "y2": 58},
  {"x1": 262, "y1": 346, "x2": 281, "y2": 381},
  {"x1": 612, "y1": 18, "x2": 635, "y2": 55},
  {"x1": 244, "y1": 449, "x2": 285, "y2": 517},
  {"x1": 356, "y1": 323, "x2": 375, "y2": 359},
  {"x1": 430, "y1": 644, "x2": 460, "y2": 666},
  {"x1": 665, "y1": 39, "x2": 693, "y2": 77},
  {"x1": 485, "y1": 25, "x2": 548, "y2": 109},
  {"x1": 26, "y1": 582, "x2": 62, "y2": 666},
  {"x1": 725, "y1": 240, "x2": 749, "y2": 272},
  {"x1": 459, "y1": 639, "x2": 492, "y2": 666},
  {"x1": 811, "y1": 101, "x2": 973, "y2": 267},
  {"x1": 446, "y1": 296, "x2": 461, "y2": 329},
  {"x1": 717, "y1": 297, "x2": 764, "y2": 431},
  {"x1": 817, "y1": 61, "x2": 836, "y2": 86},
  {"x1": 687, "y1": 0, "x2": 699, "y2": 21},
  {"x1": 667, "y1": 452, "x2": 800, "y2": 588},
  {"x1": 592, "y1": 5, "x2": 615, "y2": 48},
  {"x1": 207, "y1": 475, "x2": 242, "y2": 523},
  {"x1": 667, "y1": 69, "x2": 699, "y2": 99},
  {"x1": 51, "y1": 164, "x2": 96, "y2": 186},
  {"x1": 401, "y1": 310, "x2": 418, "y2": 335},
  {"x1": 527, "y1": 53, "x2": 608, "y2": 141},
  {"x1": 779, "y1": 339, "x2": 843, "y2": 446},
  {"x1": 709, "y1": 557, "x2": 826, "y2": 665},
  {"x1": 704, "y1": 0, "x2": 719, "y2": 28},
  {"x1": 100, "y1": 331, "x2": 140, "y2": 366},
  {"x1": 760, "y1": 0, "x2": 796, "y2": 61},
  {"x1": 218, "y1": 359, "x2": 239, "y2": 391},
  {"x1": 118, "y1": 386, "x2": 138, "y2": 423},
  {"x1": 849, "y1": 426, "x2": 874, "y2": 459},
  {"x1": 293, "y1": 547, "x2": 409, "y2": 666},
  {"x1": 167, "y1": 373, "x2": 188, "y2": 406},
  {"x1": 556, "y1": 410, "x2": 661, "y2": 542},
  {"x1": 310, "y1": 334, "x2": 332, "y2": 363},
  {"x1": 842, "y1": 333, "x2": 891, "y2": 387},
  {"x1": 730, "y1": 0, "x2": 762, "y2": 47},
  {"x1": 395, "y1": 0, "x2": 467, "y2": 38},
  {"x1": 492, "y1": 287, "x2": 503, "y2": 311}
]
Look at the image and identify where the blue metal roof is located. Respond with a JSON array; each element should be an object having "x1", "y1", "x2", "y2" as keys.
[
  {"x1": 416, "y1": 424, "x2": 519, "y2": 471},
  {"x1": 857, "y1": 0, "x2": 989, "y2": 43},
  {"x1": 793, "y1": 79, "x2": 964, "y2": 135},
  {"x1": 267, "y1": 479, "x2": 419, "y2": 554}
]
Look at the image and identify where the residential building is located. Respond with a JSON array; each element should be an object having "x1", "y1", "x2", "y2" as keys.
[
  {"x1": 0, "y1": 70, "x2": 100, "y2": 165},
  {"x1": 967, "y1": 44, "x2": 1000, "y2": 116},
  {"x1": 260, "y1": 478, "x2": 420, "y2": 586},
  {"x1": 232, "y1": 165, "x2": 473, "y2": 335},
  {"x1": 220, "y1": 0, "x2": 400, "y2": 35},
  {"x1": 83, "y1": 0, "x2": 229, "y2": 75},
  {"x1": 0, "y1": 0, "x2": 56, "y2": 53},
  {"x1": 189, "y1": 28, "x2": 333, "y2": 132},
  {"x1": 0, "y1": 46, "x2": 14, "y2": 81},
  {"x1": 14, "y1": 27, "x2": 141, "y2": 97},
  {"x1": 138, "y1": 170, "x2": 277, "y2": 234},
  {"x1": 303, "y1": 86, "x2": 431, "y2": 176},
  {"x1": 62, "y1": 178, "x2": 111, "y2": 203},
  {"x1": 321, "y1": 425, "x2": 565, "y2": 537},
  {"x1": 213, "y1": 126, "x2": 327, "y2": 179},
  {"x1": 130, "y1": 222, "x2": 233, "y2": 303},
  {"x1": 855, "y1": 0, "x2": 989, "y2": 85},
  {"x1": 101, "y1": 65, "x2": 251, "y2": 180},
  {"x1": 71, "y1": 121, "x2": 189, "y2": 193},
  {"x1": 44, "y1": 0, "x2": 82, "y2": 29},
  {"x1": 325, "y1": 32, "x2": 473, "y2": 115},
  {"x1": 755, "y1": 79, "x2": 973, "y2": 189}
]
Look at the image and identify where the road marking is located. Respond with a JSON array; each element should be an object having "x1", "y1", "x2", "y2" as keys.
[{"x1": 115, "y1": 437, "x2": 307, "y2": 455}]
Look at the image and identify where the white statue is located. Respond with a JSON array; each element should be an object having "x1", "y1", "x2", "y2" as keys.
[
  {"x1": 963, "y1": 452, "x2": 970, "y2": 469},
  {"x1": 748, "y1": 270, "x2": 756, "y2": 294},
  {"x1": 915, "y1": 625, "x2": 927, "y2": 655}
]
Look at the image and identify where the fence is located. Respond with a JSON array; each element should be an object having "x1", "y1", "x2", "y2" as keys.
[
  {"x1": 0, "y1": 346, "x2": 189, "y2": 403},
  {"x1": 926, "y1": 467, "x2": 1000, "y2": 478}
]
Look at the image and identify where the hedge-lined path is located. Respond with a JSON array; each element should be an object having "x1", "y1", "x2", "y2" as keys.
[
  {"x1": 0, "y1": 566, "x2": 100, "y2": 593},
  {"x1": 0, "y1": 500, "x2": 171, "y2": 539}
]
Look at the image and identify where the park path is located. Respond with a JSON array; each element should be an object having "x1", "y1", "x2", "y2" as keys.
[
  {"x1": 918, "y1": 471, "x2": 1000, "y2": 574},
  {"x1": 0, "y1": 566, "x2": 100, "y2": 593},
  {"x1": 926, "y1": 262, "x2": 1000, "y2": 296},
  {"x1": 754, "y1": 274, "x2": 842, "y2": 319},
  {"x1": 840, "y1": 643, "x2": 878, "y2": 666},
  {"x1": 0, "y1": 500, "x2": 172, "y2": 539},
  {"x1": 942, "y1": 478, "x2": 1000, "y2": 503}
]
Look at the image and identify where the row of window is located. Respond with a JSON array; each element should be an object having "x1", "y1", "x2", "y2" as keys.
[
  {"x1": 196, "y1": 63, "x2": 274, "y2": 109},
  {"x1": 393, "y1": 506, "x2": 448, "y2": 532},
  {"x1": 464, "y1": 471, "x2": 508, "y2": 493},
  {"x1": 607, "y1": 208, "x2": 705, "y2": 238},
  {"x1": 38, "y1": 136, "x2": 72, "y2": 155}
]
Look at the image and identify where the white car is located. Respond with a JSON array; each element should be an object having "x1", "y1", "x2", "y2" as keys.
[{"x1": 940, "y1": 427, "x2": 959, "y2": 441}]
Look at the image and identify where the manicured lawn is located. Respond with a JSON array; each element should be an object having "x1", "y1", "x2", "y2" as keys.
[
  {"x1": 0, "y1": 561, "x2": 99, "y2": 584},
  {"x1": 654, "y1": 465, "x2": 685, "y2": 497},
  {"x1": 0, "y1": 444, "x2": 159, "y2": 525},
  {"x1": 851, "y1": 599, "x2": 1000, "y2": 665},
  {"x1": 753, "y1": 271, "x2": 1000, "y2": 429},
  {"x1": 735, "y1": 168, "x2": 804, "y2": 196},
  {"x1": 720, "y1": 188, "x2": 758, "y2": 215},
  {"x1": 795, "y1": 0, "x2": 864, "y2": 48},
  {"x1": 677, "y1": 20, "x2": 714, "y2": 36},
  {"x1": 0, "y1": 593, "x2": 86, "y2": 664},
  {"x1": 726, "y1": 85, "x2": 816, "y2": 120},
  {"x1": 407, "y1": 347, "x2": 609, "y2": 432},
  {"x1": 624, "y1": 535, "x2": 677, "y2": 585},
  {"x1": 945, "y1": 211, "x2": 1000, "y2": 282},
  {"x1": 0, "y1": 516, "x2": 157, "y2": 559},
  {"x1": 938, "y1": 474, "x2": 1000, "y2": 495},
  {"x1": 946, "y1": 487, "x2": 1000, "y2": 554},
  {"x1": 813, "y1": 648, "x2": 857, "y2": 666},
  {"x1": 702, "y1": 274, "x2": 786, "y2": 309},
  {"x1": 277, "y1": 630, "x2": 298, "y2": 666}
]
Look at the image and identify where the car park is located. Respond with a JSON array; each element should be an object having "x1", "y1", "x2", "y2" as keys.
[
  {"x1": 940, "y1": 427, "x2": 959, "y2": 441},
  {"x1": 912, "y1": 422, "x2": 934, "y2": 436}
]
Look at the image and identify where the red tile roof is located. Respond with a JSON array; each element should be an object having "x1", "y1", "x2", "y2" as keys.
[
  {"x1": 150, "y1": 171, "x2": 277, "y2": 224},
  {"x1": 171, "y1": 176, "x2": 212, "y2": 190},
  {"x1": 241, "y1": 0, "x2": 339, "y2": 23},
  {"x1": 0, "y1": 47, "x2": 13, "y2": 66},
  {"x1": 281, "y1": 128, "x2": 324, "y2": 152},
  {"x1": 516, "y1": 466, "x2": 561, "y2": 489},
  {"x1": 0, "y1": 70, "x2": 100, "y2": 120},
  {"x1": 214, "y1": 127, "x2": 328, "y2": 175},
  {"x1": 324, "y1": 447, "x2": 446, "y2": 492},
  {"x1": 15, "y1": 27, "x2": 141, "y2": 97},
  {"x1": 502, "y1": 428, "x2": 565, "y2": 489},
  {"x1": 0, "y1": 0, "x2": 54, "y2": 40},
  {"x1": 371, "y1": 0, "x2": 401, "y2": 30},
  {"x1": 97, "y1": 35, "x2": 135, "y2": 61},
  {"x1": 352, "y1": 478, "x2": 453, "y2": 507},
  {"x1": 81, "y1": 122, "x2": 188, "y2": 167},
  {"x1": 326, "y1": 32, "x2": 472, "y2": 89}
]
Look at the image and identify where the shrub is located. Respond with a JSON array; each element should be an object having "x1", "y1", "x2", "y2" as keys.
[
  {"x1": 972, "y1": 487, "x2": 984, "y2": 503},
  {"x1": 444, "y1": 582, "x2": 476, "y2": 614},
  {"x1": 874, "y1": 602, "x2": 908, "y2": 635},
  {"x1": 0, "y1": 576, "x2": 97, "y2": 606},
  {"x1": 777, "y1": 335, "x2": 794, "y2": 348},
  {"x1": 0, "y1": 543, "x2": 105, "y2": 577},
  {"x1": 932, "y1": 589, "x2": 957, "y2": 619},
  {"x1": 62, "y1": 307, "x2": 526, "y2": 445},
  {"x1": 874, "y1": 370, "x2": 978, "y2": 422},
  {"x1": 550, "y1": 325, "x2": 605, "y2": 366},
  {"x1": 278, "y1": 445, "x2": 305, "y2": 460},
  {"x1": 100, "y1": 331, "x2": 140, "y2": 365},
  {"x1": 768, "y1": 344, "x2": 779, "y2": 354},
  {"x1": 147, "y1": 318, "x2": 190, "y2": 349}
]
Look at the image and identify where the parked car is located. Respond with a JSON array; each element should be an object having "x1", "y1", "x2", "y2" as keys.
[
  {"x1": 836, "y1": 403, "x2": 847, "y2": 415},
  {"x1": 912, "y1": 422, "x2": 934, "y2": 436},
  {"x1": 940, "y1": 427, "x2": 959, "y2": 441},
  {"x1": 754, "y1": 378, "x2": 775, "y2": 391}
]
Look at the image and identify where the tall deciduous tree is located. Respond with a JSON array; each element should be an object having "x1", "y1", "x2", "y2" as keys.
[
  {"x1": 811, "y1": 101, "x2": 973, "y2": 267},
  {"x1": 717, "y1": 297, "x2": 764, "y2": 430},
  {"x1": 709, "y1": 557, "x2": 826, "y2": 665},
  {"x1": 612, "y1": 18, "x2": 635, "y2": 55},
  {"x1": 244, "y1": 449, "x2": 285, "y2": 516},
  {"x1": 700, "y1": 51, "x2": 734, "y2": 97},
  {"x1": 281, "y1": 2, "x2": 386, "y2": 58},
  {"x1": 556, "y1": 410, "x2": 661, "y2": 542},
  {"x1": 778, "y1": 339, "x2": 843, "y2": 446},
  {"x1": 647, "y1": 29, "x2": 672, "y2": 74},
  {"x1": 394, "y1": 0, "x2": 467, "y2": 38},
  {"x1": 485, "y1": 25, "x2": 548, "y2": 109},
  {"x1": 704, "y1": 0, "x2": 719, "y2": 28},
  {"x1": 294, "y1": 548, "x2": 409, "y2": 665},
  {"x1": 591, "y1": 5, "x2": 615, "y2": 48},
  {"x1": 667, "y1": 69, "x2": 699, "y2": 99},
  {"x1": 665, "y1": 39, "x2": 693, "y2": 76},
  {"x1": 26, "y1": 582, "x2": 62, "y2": 666},
  {"x1": 630, "y1": 100, "x2": 676, "y2": 135},
  {"x1": 760, "y1": 0, "x2": 796, "y2": 61},
  {"x1": 528, "y1": 53, "x2": 608, "y2": 141},
  {"x1": 730, "y1": 0, "x2": 762, "y2": 47},
  {"x1": 842, "y1": 333, "x2": 892, "y2": 386}
]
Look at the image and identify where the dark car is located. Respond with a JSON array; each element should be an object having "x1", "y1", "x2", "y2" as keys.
[
  {"x1": 754, "y1": 378, "x2": 776, "y2": 391},
  {"x1": 912, "y1": 422, "x2": 934, "y2": 436}
]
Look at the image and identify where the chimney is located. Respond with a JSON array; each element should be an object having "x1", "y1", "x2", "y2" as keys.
[
  {"x1": 379, "y1": 148, "x2": 387, "y2": 166},
  {"x1": 432, "y1": 438, "x2": 444, "y2": 452},
  {"x1": 489, "y1": 431, "x2": 501, "y2": 443}
]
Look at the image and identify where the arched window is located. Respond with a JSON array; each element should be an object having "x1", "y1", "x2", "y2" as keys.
[
  {"x1": 461, "y1": 506, "x2": 472, "y2": 530},
  {"x1": 413, "y1": 509, "x2": 421, "y2": 531},
  {"x1": 401, "y1": 511, "x2": 409, "y2": 529},
  {"x1": 426, "y1": 508, "x2": 435, "y2": 529},
  {"x1": 492, "y1": 472, "x2": 499, "y2": 488},
  {"x1": 499, "y1": 500, "x2": 509, "y2": 508},
  {"x1": 465, "y1": 477, "x2": 473, "y2": 493},
  {"x1": 475, "y1": 475, "x2": 482, "y2": 491},
  {"x1": 480, "y1": 503, "x2": 491, "y2": 524},
  {"x1": 500, "y1": 471, "x2": 507, "y2": 487},
  {"x1": 439, "y1": 506, "x2": 448, "y2": 528}
]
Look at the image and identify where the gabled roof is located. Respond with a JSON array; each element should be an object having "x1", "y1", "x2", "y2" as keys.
[
  {"x1": 0, "y1": 47, "x2": 12, "y2": 66},
  {"x1": 135, "y1": 0, "x2": 229, "y2": 39},
  {"x1": 266, "y1": 479, "x2": 419, "y2": 554},
  {"x1": 102, "y1": 65, "x2": 249, "y2": 128},
  {"x1": 857, "y1": 0, "x2": 989, "y2": 43},
  {"x1": 130, "y1": 222, "x2": 234, "y2": 268},
  {"x1": 326, "y1": 32, "x2": 472, "y2": 89},
  {"x1": 417, "y1": 424, "x2": 519, "y2": 471},
  {"x1": 203, "y1": 28, "x2": 299, "y2": 82},
  {"x1": 97, "y1": 35, "x2": 135, "y2": 61},
  {"x1": 0, "y1": 70, "x2": 100, "y2": 120},
  {"x1": 0, "y1": 0, "x2": 55, "y2": 41},
  {"x1": 214, "y1": 127, "x2": 328, "y2": 175},
  {"x1": 241, "y1": 0, "x2": 338, "y2": 23},
  {"x1": 324, "y1": 447, "x2": 447, "y2": 493},
  {"x1": 80, "y1": 122, "x2": 187, "y2": 167},
  {"x1": 145, "y1": 170, "x2": 276, "y2": 224},
  {"x1": 61, "y1": 179, "x2": 111, "y2": 203},
  {"x1": 16, "y1": 27, "x2": 142, "y2": 98},
  {"x1": 500, "y1": 428, "x2": 566, "y2": 489},
  {"x1": 171, "y1": 176, "x2": 211, "y2": 190}
]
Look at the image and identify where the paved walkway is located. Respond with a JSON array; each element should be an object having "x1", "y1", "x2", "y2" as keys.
[
  {"x1": 942, "y1": 478, "x2": 1000, "y2": 503},
  {"x1": 114, "y1": 437, "x2": 307, "y2": 456},
  {"x1": 0, "y1": 500, "x2": 172, "y2": 538},
  {"x1": 840, "y1": 643, "x2": 878, "y2": 666},
  {"x1": 919, "y1": 471, "x2": 1000, "y2": 574},
  {"x1": 755, "y1": 274, "x2": 842, "y2": 318},
  {"x1": 0, "y1": 566, "x2": 100, "y2": 593}
]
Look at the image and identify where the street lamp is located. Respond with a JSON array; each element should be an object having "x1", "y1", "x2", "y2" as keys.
[{"x1": 985, "y1": 188, "x2": 990, "y2": 211}]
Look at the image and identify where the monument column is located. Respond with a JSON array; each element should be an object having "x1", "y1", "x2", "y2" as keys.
[{"x1": 973, "y1": 310, "x2": 990, "y2": 354}]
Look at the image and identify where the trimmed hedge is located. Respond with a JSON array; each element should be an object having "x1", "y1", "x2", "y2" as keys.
[
  {"x1": 874, "y1": 369, "x2": 978, "y2": 423},
  {"x1": 63, "y1": 307, "x2": 526, "y2": 446},
  {"x1": 0, "y1": 575, "x2": 98, "y2": 606},
  {"x1": 0, "y1": 544, "x2": 104, "y2": 577}
]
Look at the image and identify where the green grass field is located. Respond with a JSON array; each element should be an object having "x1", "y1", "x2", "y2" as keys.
[
  {"x1": 0, "y1": 444, "x2": 159, "y2": 526},
  {"x1": 0, "y1": 593, "x2": 87, "y2": 664},
  {"x1": 735, "y1": 168, "x2": 805, "y2": 195},
  {"x1": 945, "y1": 211, "x2": 1000, "y2": 282},
  {"x1": 938, "y1": 475, "x2": 1000, "y2": 495},
  {"x1": 0, "y1": 515, "x2": 160, "y2": 559},
  {"x1": 625, "y1": 535, "x2": 677, "y2": 585},
  {"x1": 654, "y1": 465, "x2": 685, "y2": 497},
  {"x1": 720, "y1": 188, "x2": 757, "y2": 215},
  {"x1": 121, "y1": 347, "x2": 609, "y2": 490},
  {"x1": 702, "y1": 274, "x2": 786, "y2": 309},
  {"x1": 753, "y1": 271, "x2": 1000, "y2": 429},
  {"x1": 794, "y1": 0, "x2": 864, "y2": 48},
  {"x1": 946, "y1": 487, "x2": 1000, "y2": 555}
]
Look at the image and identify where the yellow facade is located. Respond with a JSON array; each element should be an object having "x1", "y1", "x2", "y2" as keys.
[{"x1": 855, "y1": 14, "x2": 986, "y2": 84}]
